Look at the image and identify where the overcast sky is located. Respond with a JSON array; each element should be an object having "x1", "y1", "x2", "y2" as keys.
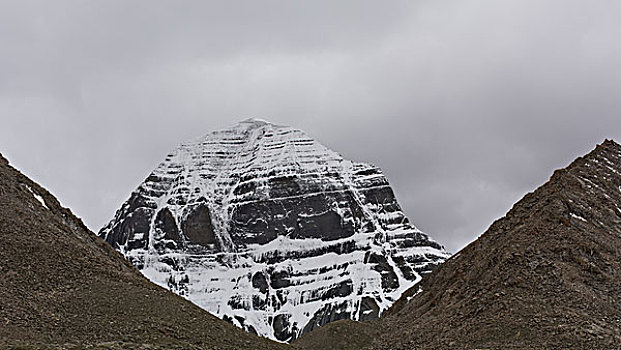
[{"x1": 1, "y1": 1, "x2": 620, "y2": 252}]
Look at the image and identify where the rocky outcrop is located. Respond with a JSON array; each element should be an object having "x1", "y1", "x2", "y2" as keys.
[{"x1": 100, "y1": 118, "x2": 448, "y2": 342}]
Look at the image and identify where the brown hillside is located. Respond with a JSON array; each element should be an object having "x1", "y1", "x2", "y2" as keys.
[
  {"x1": 0, "y1": 152, "x2": 287, "y2": 350},
  {"x1": 296, "y1": 140, "x2": 621, "y2": 350}
]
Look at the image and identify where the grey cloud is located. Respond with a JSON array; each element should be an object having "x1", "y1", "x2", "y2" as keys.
[{"x1": 1, "y1": 0, "x2": 620, "y2": 252}]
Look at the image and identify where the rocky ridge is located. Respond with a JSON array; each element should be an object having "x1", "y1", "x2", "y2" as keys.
[{"x1": 100, "y1": 118, "x2": 449, "y2": 341}]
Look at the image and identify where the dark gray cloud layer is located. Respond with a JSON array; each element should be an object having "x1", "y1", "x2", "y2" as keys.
[{"x1": 1, "y1": 1, "x2": 620, "y2": 251}]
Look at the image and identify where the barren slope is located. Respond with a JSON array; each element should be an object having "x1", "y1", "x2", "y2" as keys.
[
  {"x1": 0, "y1": 152, "x2": 286, "y2": 350},
  {"x1": 296, "y1": 140, "x2": 621, "y2": 350}
]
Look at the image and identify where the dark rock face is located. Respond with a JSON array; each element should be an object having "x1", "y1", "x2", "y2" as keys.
[
  {"x1": 367, "y1": 252, "x2": 400, "y2": 291},
  {"x1": 182, "y1": 203, "x2": 217, "y2": 247},
  {"x1": 358, "y1": 296, "x2": 381, "y2": 321},
  {"x1": 99, "y1": 119, "x2": 448, "y2": 342},
  {"x1": 252, "y1": 272, "x2": 269, "y2": 294},
  {"x1": 273, "y1": 314, "x2": 299, "y2": 342},
  {"x1": 230, "y1": 191, "x2": 362, "y2": 244},
  {"x1": 154, "y1": 208, "x2": 181, "y2": 250},
  {"x1": 295, "y1": 140, "x2": 621, "y2": 350},
  {"x1": 302, "y1": 301, "x2": 353, "y2": 335}
]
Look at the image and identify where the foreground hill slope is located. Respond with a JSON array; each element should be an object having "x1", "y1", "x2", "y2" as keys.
[
  {"x1": 0, "y1": 152, "x2": 286, "y2": 349},
  {"x1": 296, "y1": 140, "x2": 621, "y2": 349}
]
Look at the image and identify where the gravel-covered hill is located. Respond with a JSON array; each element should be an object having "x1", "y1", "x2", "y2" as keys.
[
  {"x1": 0, "y1": 152, "x2": 286, "y2": 350},
  {"x1": 295, "y1": 140, "x2": 621, "y2": 350}
]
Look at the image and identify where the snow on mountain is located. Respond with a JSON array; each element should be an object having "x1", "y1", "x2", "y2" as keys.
[{"x1": 99, "y1": 118, "x2": 449, "y2": 342}]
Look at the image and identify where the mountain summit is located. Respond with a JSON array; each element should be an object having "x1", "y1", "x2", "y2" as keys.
[
  {"x1": 296, "y1": 140, "x2": 621, "y2": 350},
  {"x1": 100, "y1": 119, "x2": 448, "y2": 341}
]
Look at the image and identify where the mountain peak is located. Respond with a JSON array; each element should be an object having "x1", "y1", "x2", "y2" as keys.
[
  {"x1": 100, "y1": 121, "x2": 448, "y2": 342},
  {"x1": 239, "y1": 117, "x2": 273, "y2": 126},
  {"x1": 601, "y1": 138, "x2": 620, "y2": 147},
  {"x1": 234, "y1": 118, "x2": 287, "y2": 132},
  {"x1": 548, "y1": 138, "x2": 621, "y2": 196},
  {"x1": 172, "y1": 119, "x2": 344, "y2": 190},
  {"x1": 584, "y1": 138, "x2": 620, "y2": 159}
]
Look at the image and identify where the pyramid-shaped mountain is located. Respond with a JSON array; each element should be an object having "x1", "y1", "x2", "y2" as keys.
[
  {"x1": 295, "y1": 140, "x2": 621, "y2": 349},
  {"x1": 99, "y1": 119, "x2": 449, "y2": 341},
  {"x1": 0, "y1": 152, "x2": 285, "y2": 349}
]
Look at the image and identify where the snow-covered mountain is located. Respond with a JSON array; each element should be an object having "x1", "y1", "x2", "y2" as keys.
[{"x1": 100, "y1": 118, "x2": 449, "y2": 342}]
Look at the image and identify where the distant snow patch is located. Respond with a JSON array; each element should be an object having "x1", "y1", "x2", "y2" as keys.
[
  {"x1": 407, "y1": 287, "x2": 423, "y2": 302},
  {"x1": 26, "y1": 185, "x2": 48, "y2": 209},
  {"x1": 570, "y1": 213, "x2": 587, "y2": 222}
]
